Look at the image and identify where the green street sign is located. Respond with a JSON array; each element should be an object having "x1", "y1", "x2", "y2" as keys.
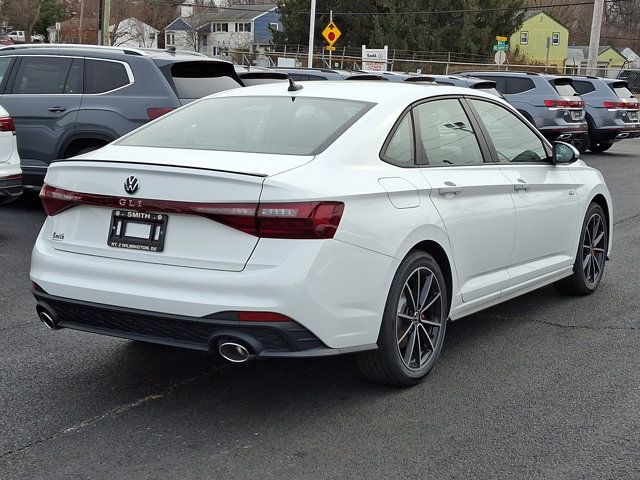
[{"x1": 493, "y1": 44, "x2": 509, "y2": 52}]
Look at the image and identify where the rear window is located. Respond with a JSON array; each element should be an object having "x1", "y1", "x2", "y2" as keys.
[
  {"x1": 610, "y1": 83, "x2": 634, "y2": 98},
  {"x1": 118, "y1": 96, "x2": 374, "y2": 156},
  {"x1": 84, "y1": 59, "x2": 130, "y2": 94},
  {"x1": 552, "y1": 79, "x2": 578, "y2": 97},
  {"x1": 572, "y1": 80, "x2": 596, "y2": 95},
  {"x1": 168, "y1": 61, "x2": 242, "y2": 99}
]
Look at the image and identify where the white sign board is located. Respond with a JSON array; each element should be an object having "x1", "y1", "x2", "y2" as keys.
[
  {"x1": 362, "y1": 45, "x2": 388, "y2": 71},
  {"x1": 494, "y1": 50, "x2": 506, "y2": 65},
  {"x1": 277, "y1": 57, "x2": 296, "y2": 68}
]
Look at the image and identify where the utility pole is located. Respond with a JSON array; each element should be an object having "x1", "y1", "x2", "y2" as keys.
[
  {"x1": 586, "y1": 0, "x2": 605, "y2": 75},
  {"x1": 78, "y1": 0, "x2": 84, "y2": 44},
  {"x1": 98, "y1": 0, "x2": 104, "y2": 45},
  {"x1": 328, "y1": 10, "x2": 332, "y2": 68},
  {"x1": 307, "y1": 0, "x2": 316, "y2": 68},
  {"x1": 101, "y1": 0, "x2": 111, "y2": 46}
]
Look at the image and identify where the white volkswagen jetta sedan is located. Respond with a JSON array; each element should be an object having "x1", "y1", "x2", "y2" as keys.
[
  {"x1": 0, "y1": 104, "x2": 22, "y2": 204},
  {"x1": 31, "y1": 81, "x2": 612, "y2": 386}
]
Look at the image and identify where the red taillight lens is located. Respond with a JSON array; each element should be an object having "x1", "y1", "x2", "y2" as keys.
[
  {"x1": 544, "y1": 99, "x2": 584, "y2": 109},
  {"x1": 237, "y1": 312, "x2": 291, "y2": 322},
  {"x1": 40, "y1": 184, "x2": 83, "y2": 216},
  {"x1": 39, "y1": 184, "x2": 344, "y2": 239},
  {"x1": 147, "y1": 107, "x2": 175, "y2": 120},
  {"x1": 603, "y1": 101, "x2": 640, "y2": 110},
  {"x1": 0, "y1": 116, "x2": 15, "y2": 134}
]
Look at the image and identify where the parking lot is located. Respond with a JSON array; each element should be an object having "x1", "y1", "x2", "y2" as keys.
[{"x1": 1, "y1": 139, "x2": 639, "y2": 479}]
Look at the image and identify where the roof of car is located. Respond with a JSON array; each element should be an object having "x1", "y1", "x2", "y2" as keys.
[{"x1": 213, "y1": 80, "x2": 502, "y2": 106}]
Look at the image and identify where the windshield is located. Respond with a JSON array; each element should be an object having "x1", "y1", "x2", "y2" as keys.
[
  {"x1": 118, "y1": 96, "x2": 374, "y2": 156},
  {"x1": 611, "y1": 84, "x2": 635, "y2": 98}
]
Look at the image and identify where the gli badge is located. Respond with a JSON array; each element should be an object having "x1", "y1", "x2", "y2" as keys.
[{"x1": 124, "y1": 175, "x2": 140, "y2": 195}]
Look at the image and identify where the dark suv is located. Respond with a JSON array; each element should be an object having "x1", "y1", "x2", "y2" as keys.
[
  {"x1": 570, "y1": 76, "x2": 640, "y2": 153},
  {"x1": 458, "y1": 71, "x2": 587, "y2": 142},
  {"x1": 0, "y1": 44, "x2": 243, "y2": 185}
]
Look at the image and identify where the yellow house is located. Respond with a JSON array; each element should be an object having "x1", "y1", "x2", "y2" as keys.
[
  {"x1": 565, "y1": 45, "x2": 628, "y2": 76},
  {"x1": 510, "y1": 10, "x2": 569, "y2": 67}
]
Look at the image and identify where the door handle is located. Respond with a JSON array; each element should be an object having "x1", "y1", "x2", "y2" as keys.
[
  {"x1": 48, "y1": 106, "x2": 67, "y2": 112},
  {"x1": 514, "y1": 178, "x2": 529, "y2": 191},
  {"x1": 438, "y1": 181, "x2": 462, "y2": 196}
]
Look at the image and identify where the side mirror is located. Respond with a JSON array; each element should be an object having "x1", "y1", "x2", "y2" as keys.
[{"x1": 552, "y1": 141, "x2": 580, "y2": 164}]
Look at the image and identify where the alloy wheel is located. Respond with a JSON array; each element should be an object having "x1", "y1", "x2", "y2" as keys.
[
  {"x1": 396, "y1": 267, "x2": 444, "y2": 371},
  {"x1": 582, "y1": 213, "x2": 606, "y2": 285}
]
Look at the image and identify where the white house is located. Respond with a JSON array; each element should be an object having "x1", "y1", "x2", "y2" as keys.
[
  {"x1": 111, "y1": 17, "x2": 159, "y2": 49},
  {"x1": 165, "y1": 3, "x2": 282, "y2": 56},
  {"x1": 622, "y1": 47, "x2": 640, "y2": 68}
]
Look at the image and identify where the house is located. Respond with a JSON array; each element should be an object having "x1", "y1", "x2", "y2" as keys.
[
  {"x1": 622, "y1": 47, "x2": 639, "y2": 68},
  {"x1": 54, "y1": 16, "x2": 99, "y2": 44},
  {"x1": 510, "y1": 10, "x2": 569, "y2": 68},
  {"x1": 165, "y1": 3, "x2": 282, "y2": 56},
  {"x1": 566, "y1": 45, "x2": 628, "y2": 77},
  {"x1": 111, "y1": 17, "x2": 159, "y2": 49}
]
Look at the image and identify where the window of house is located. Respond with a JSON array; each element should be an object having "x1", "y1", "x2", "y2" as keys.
[
  {"x1": 214, "y1": 23, "x2": 228, "y2": 32},
  {"x1": 269, "y1": 23, "x2": 279, "y2": 31},
  {"x1": 520, "y1": 31, "x2": 528, "y2": 45},
  {"x1": 552, "y1": 32, "x2": 560, "y2": 45},
  {"x1": 166, "y1": 31, "x2": 175, "y2": 46},
  {"x1": 236, "y1": 23, "x2": 251, "y2": 33}
]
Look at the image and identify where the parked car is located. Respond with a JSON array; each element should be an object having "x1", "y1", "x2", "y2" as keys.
[
  {"x1": 8, "y1": 31, "x2": 25, "y2": 43},
  {"x1": 272, "y1": 67, "x2": 349, "y2": 81},
  {"x1": 234, "y1": 65, "x2": 289, "y2": 86},
  {"x1": 0, "y1": 44, "x2": 243, "y2": 186},
  {"x1": 570, "y1": 76, "x2": 640, "y2": 153},
  {"x1": 0, "y1": 105, "x2": 22, "y2": 204},
  {"x1": 458, "y1": 71, "x2": 587, "y2": 142},
  {"x1": 618, "y1": 70, "x2": 640, "y2": 94},
  {"x1": 429, "y1": 74, "x2": 503, "y2": 97},
  {"x1": 31, "y1": 82, "x2": 612, "y2": 386},
  {"x1": 0, "y1": 34, "x2": 14, "y2": 46}
]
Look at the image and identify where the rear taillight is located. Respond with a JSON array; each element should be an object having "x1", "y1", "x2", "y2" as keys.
[
  {"x1": 603, "y1": 101, "x2": 640, "y2": 110},
  {"x1": 147, "y1": 107, "x2": 175, "y2": 120},
  {"x1": 0, "y1": 116, "x2": 15, "y2": 134},
  {"x1": 39, "y1": 184, "x2": 344, "y2": 239},
  {"x1": 544, "y1": 99, "x2": 584, "y2": 109}
]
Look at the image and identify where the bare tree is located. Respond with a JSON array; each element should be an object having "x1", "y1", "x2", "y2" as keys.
[{"x1": 3, "y1": 0, "x2": 42, "y2": 39}]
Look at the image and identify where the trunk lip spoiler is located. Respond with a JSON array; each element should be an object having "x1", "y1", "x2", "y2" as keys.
[{"x1": 50, "y1": 159, "x2": 269, "y2": 178}]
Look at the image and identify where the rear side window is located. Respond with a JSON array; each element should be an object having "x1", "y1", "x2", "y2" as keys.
[
  {"x1": 169, "y1": 61, "x2": 242, "y2": 99},
  {"x1": 414, "y1": 99, "x2": 484, "y2": 167},
  {"x1": 610, "y1": 83, "x2": 634, "y2": 98},
  {"x1": 382, "y1": 113, "x2": 414, "y2": 167},
  {"x1": 552, "y1": 79, "x2": 578, "y2": 97},
  {"x1": 118, "y1": 96, "x2": 374, "y2": 156},
  {"x1": 472, "y1": 75, "x2": 506, "y2": 93},
  {"x1": 572, "y1": 80, "x2": 596, "y2": 95},
  {"x1": 506, "y1": 77, "x2": 535, "y2": 94},
  {"x1": 0, "y1": 57, "x2": 13, "y2": 85},
  {"x1": 84, "y1": 59, "x2": 130, "y2": 94},
  {"x1": 12, "y1": 56, "x2": 72, "y2": 94}
]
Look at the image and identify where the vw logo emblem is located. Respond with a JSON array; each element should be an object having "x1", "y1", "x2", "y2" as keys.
[{"x1": 124, "y1": 176, "x2": 139, "y2": 195}]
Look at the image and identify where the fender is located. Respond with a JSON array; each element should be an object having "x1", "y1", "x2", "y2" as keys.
[{"x1": 57, "y1": 130, "x2": 116, "y2": 159}]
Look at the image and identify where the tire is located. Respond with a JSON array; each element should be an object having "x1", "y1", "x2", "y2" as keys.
[
  {"x1": 555, "y1": 203, "x2": 608, "y2": 295},
  {"x1": 573, "y1": 131, "x2": 591, "y2": 155},
  {"x1": 356, "y1": 251, "x2": 449, "y2": 387},
  {"x1": 588, "y1": 142, "x2": 613, "y2": 153}
]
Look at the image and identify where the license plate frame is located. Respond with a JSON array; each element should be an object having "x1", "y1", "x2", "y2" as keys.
[
  {"x1": 570, "y1": 110, "x2": 582, "y2": 121},
  {"x1": 107, "y1": 210, "x2": 168, "y2": 252}
]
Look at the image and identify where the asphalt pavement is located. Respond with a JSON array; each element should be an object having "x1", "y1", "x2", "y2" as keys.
[{"x1": 1, "y1": 141, "x2": 639, "y2": 479}]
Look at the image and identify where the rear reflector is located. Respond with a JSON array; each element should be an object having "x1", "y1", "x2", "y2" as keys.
[
  {"x1": 147, "y1": 107, "x2": 175, "y2": 120},
  {"x1": 237, "y1": 312, "x2": 291, "y2": 322},
  {"x1": 544, "y1": 99, "x2": 584, "y2": 109},
  {"x1": 603, "y1": 101, "x2": 640, "y2": 110},
  {"x1": 40, "y1": 184, "x2": 344, "y2": 239},
  {"x1": 0, "y1": 116, "x2": 16, "y2": 134}
]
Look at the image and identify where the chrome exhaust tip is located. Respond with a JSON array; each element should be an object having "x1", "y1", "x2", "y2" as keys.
[
  {"x1": 218, "y1": 342, "x2": 253, "y2": 363},
  {"x1": 557, "y1": 133, "x2": 572, "y2": 140},
  {"x1": 39, "y1": 310, "x2": 59, "y2": 330},
  {"x1": 616, "y1": 132, "x2": 629, "y2": 139}
]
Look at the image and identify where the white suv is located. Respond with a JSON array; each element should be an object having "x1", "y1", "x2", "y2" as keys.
[{"x1": 0, "y1": 105, "x2": 21, "y2": 204}]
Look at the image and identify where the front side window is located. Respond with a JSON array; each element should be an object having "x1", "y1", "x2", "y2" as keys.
[
  {"x1": 469, "y1": 99, "x2": 547, "y2": 163},
  {"x1": 118, "y1": 96, "x2": 374, "y2": 156},
  {"x1": 12, "y1": 56, "x2": 73, "y2": 94},
  {"x1": 414, "y1": 99, "x2": 484, "y2": 167},
  {"x1": 520, "y1": 31, "x2": 529, "y2": 45},
  {"x1": 552, "y1": 32, "x2": 560, "y2": 45},
  {"x1": 382, "y1": 113, "x2": 414, "y2": 167},
  {"x1": 84, "y1": 59, "x2": 130, "y2": 94}
]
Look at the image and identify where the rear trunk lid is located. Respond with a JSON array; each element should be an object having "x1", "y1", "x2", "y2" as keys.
[{"x1": 43, "y1": 148, "x2": 313, "y2": 271}]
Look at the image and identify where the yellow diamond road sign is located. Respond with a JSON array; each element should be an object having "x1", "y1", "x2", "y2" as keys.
[{"x1": 322, "y1": 21, "x2": 341, "y2": 47}]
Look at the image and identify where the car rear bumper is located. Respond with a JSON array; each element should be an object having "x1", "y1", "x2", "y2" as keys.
[
  {"x1": 0, "y1": 173, "x2": 23, "y2": 202},
  {"x1": 31, "y1": 233, "x2": 396, "y2": 351},
  {"x1": 538, "y1": 124, "x2": 588, "y2": 140},
  {"x1": 592, "y1": 125, "x2": 640, "y2": 142}
]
